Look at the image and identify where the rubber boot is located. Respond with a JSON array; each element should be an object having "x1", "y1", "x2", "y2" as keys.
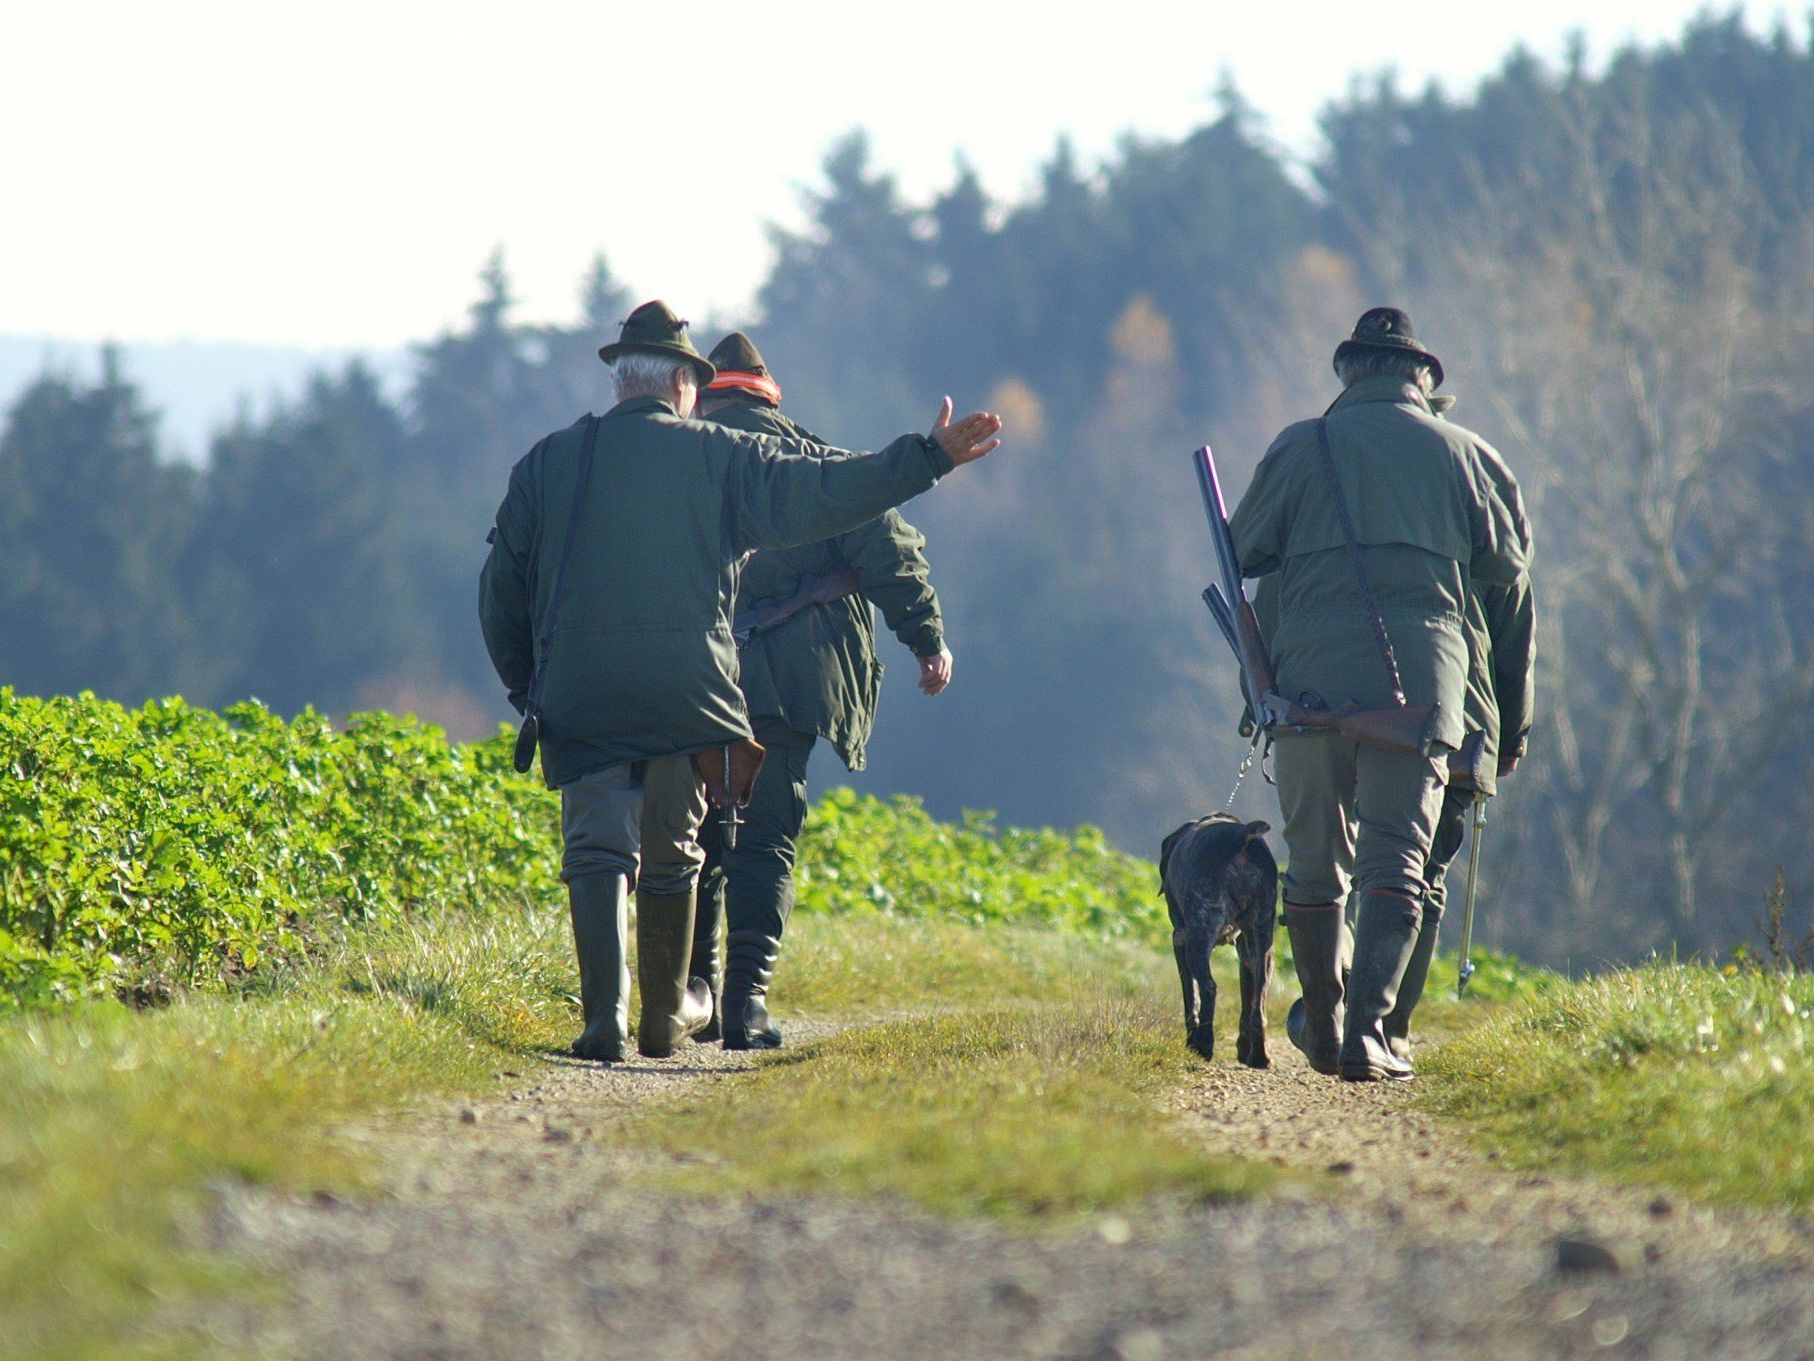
[
  {"x1": 690, "y1": 873, "x2": 724, "y2": 1043},
  {"x1": 1283, "y1": 903, "x2": 1346, "y2": 1075},
  {"x1": 1384, "y1": 900, "x2": 1443, "y2": 1063},
  {"x1": 636, "y1": 891, "x2": 713, "y2": 1058},
  {"x1": 721, "y1": 930, "x2": 784, "y2": 1050},
  {"x1": 567, "y1": 871, "x2": 630, "y2": 1062},
  {"x1": 1340, "y1": 890, "x2": 1422, "y2": 1082}
]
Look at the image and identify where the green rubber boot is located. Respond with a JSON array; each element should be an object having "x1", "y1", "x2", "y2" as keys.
[
  {"x1": 1384, "y1": 900, "x2": 1443, "y2": 1063},
  {"x1": 636, "y1": 891, "x2": 713, "y2": 1058},
  {"x1": 1283, "y1": 903, "x2": 1347, "y2": 1075},
  {"x1": 567, "y1": 871, "x2": 630, "y2": 1063},
  {"x1": 1340, "y1": 890, "x2": 1422, "y2": 1082},
  {"x1": 721, "y1": 930, "x2": 784, "y2": 1051}
]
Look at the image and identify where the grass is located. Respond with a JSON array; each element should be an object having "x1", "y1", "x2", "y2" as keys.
[
  {"x1": 0, "y1": 901, "x2": 1248, "y2": 1358},
  {"x1": 1421, "y1": 963, "x2": 1814, "y2": 1209},
  {"x1": 635, "y1": 984, "x2": 1274, "y2": 1223}
]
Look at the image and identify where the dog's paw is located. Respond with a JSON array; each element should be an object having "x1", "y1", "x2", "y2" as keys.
[
  {"x1": 1236, "y1": 1036, "x2": 1271, "y2": 1069},
  {"x1": 1186, "y1": 1028, "x2": 1216, "y2": 1063}
]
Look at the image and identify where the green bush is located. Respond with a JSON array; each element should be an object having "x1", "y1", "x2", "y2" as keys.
[
  {"x1": 1, "y1": 693, "x2": 1169, "y2": 1008},
  {"x1": 0, "y1": 690, "x2": 560, "y2": 1006}
]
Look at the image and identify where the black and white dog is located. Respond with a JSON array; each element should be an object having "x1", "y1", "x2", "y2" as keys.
[{"x1": 1158, "y1": 814, "x2": 1278, "y2": 1068}]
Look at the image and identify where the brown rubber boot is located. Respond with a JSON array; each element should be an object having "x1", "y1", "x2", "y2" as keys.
[
  {"x1": 636, "y1": 891, "x2": 713, "y2": 1058},
  {"x1": 1384, "y1": 899, "x2": 1443, "y2": 1062},
  {"x1": 1339, "y1": 890, "x2": 1422, "y2": 1082},
  {"x1": 1283, "y1": 903, "x2": 1346, "y2": 1075},
  {"x1": 567, "y1": 871, "x2": 630, "y2": 1062}
]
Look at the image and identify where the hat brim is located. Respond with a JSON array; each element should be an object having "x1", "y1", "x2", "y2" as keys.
[
  {"x1": 1333, "y1": 337, "x2": 1444, "y2": 390},
  {"x1": 597, "y1": 340, "x2": 717, "y2": 386}
]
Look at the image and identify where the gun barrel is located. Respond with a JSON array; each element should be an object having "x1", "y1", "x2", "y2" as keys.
[
  {"x1": 1202, "y1": 584, "x2": 1239, "y2": 655},
  {"x1": 1194, "y1": 447, "x2": 1245, "y2": 610}
]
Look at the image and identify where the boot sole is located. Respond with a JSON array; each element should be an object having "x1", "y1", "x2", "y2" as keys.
[
  {"x1": 1339, "y1": 1063, "x2": 1414, "y2": 1083},
  {"x1": 722, "y1": 1032, "x2": 783, "y2": 1051}
]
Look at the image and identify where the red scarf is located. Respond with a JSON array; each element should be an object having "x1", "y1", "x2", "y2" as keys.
[{"x1": 705, "y1": 369, "x2": 782, "y2": 405}]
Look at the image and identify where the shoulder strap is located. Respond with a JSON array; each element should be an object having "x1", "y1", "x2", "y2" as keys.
[
  {"x1": 524, "y1": 415, "x2": 601, "y2": 719},
  {"x1": 1313, "y1": 417, "x2": 1409, "y2": 706}
]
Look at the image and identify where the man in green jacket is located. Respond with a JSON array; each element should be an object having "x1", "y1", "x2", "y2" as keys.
[
  {"x1": 686, "y1": 332, "x2": 953, "y2": 1049},
  {"x1": 1230, "y1": 308, "x2": 1529, "y2": 1082},
  {"x1": 479, "y1": 302, "x2": 1001, "y2": 1063},
  {"x1": 1382, "y1": 396, "x2": 1537, "y2": 1059}
]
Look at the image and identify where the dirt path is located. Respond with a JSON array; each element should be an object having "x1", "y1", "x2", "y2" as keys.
[{"x1": 205, "y1": 1027, "x2": 1814, "y2": 1361}]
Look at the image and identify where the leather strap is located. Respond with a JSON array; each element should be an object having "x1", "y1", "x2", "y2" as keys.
[
  {"x1": 523, "y1": 414, "x2": 601, "y2": 724},
  {"x1": 1313, "y1": 417, "x2": 1409, "y2": 707}
]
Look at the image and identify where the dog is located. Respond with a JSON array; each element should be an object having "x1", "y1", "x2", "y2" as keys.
[{"x1": 1158, "y1": 813, "x2": 1278, "y2": 1068}]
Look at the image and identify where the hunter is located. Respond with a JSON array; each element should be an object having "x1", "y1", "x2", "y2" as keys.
[
  {"x1": 1382, "y1": 393, "x2": 1536, "y2": 1060},
  {"x1": 688, "y1": 332, "x2": 953, "y2": 1050},
  {"x1": 479, "y1": 302, "x2": 1001, "y2": 1063},
  {"x1": 1230, "y1": 308, "x2": 1529, "y2": 1082}
]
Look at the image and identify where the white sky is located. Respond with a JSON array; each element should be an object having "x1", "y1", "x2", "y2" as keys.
[{"x1": 1, "y1": 0, "x2": 1793, "y2": 349}]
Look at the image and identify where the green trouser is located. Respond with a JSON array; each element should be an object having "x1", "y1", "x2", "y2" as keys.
[
  {"x1": 1384, "y1": 782, "x2": 1472, "y2": 1051},
  {"x1": 694, "y1": 718, "x2": 815, "y2": 999},
  {"x1": 1273, "y1": 733, "x2": 1447, "y2": 1078}
]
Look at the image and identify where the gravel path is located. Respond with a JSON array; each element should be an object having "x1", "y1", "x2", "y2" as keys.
[{"x1": 204, "y1": 1026, "x2": 1814, "y2": 1361}]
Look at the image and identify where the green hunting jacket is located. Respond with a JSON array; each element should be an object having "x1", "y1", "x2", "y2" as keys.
[
  {"x1": 706, "y1": 397, "x2": 944, "y2": 771},
  {"x1": 478, "y1": 396, "x2": 953, "y2": 788},
  {"x1": 1230, "y1": 376, "x2": 1529, "y2": 754}
]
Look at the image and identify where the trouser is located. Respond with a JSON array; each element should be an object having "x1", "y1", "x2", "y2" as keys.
[
  {"x1": 1272, "y1": 733, "x2": 1449, "y2": 908},
  {"x1": 1422, "y1": 783, "x2": 1474, "y2": 916},
  {"x1": 696, "y1": 720, "x2": 815, "y2": 948},
  {"x1": 558, "y1": 754, "x2": 709, "y2": 896}
]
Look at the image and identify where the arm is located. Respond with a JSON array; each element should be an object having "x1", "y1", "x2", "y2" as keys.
[
  {"x1": 1485, "y1": 574, "x2": 1536, "y2": 765},
  {"x1": 841, "y1": 510, "x2": 943, "y2": 657},
  {"x1": 478, "y1": 462, "x2": 537, "y2": 713},
  {"x1": 723, "y1": 400, "x2": 1000, "y2": 555},
  {"x1": 1228, "y1": 433, "x2": 1294, "y2": 578},
  {"x1": 1465, "y1": 440, "x2": 1529, "y2": 588}
]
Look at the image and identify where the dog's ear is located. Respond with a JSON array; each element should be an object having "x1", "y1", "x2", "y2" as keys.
[{"x1": 1243, "y1": 820, "x2": 1272, "y2": 839}]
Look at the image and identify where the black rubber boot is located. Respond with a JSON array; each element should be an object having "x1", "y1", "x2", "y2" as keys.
[
  {"x1": 690, "y1": 870, "x2": 724, "y2": 1044},
  {"x1": 1384, "y1": 900, "x2": 1443, "y2": 1063},
  {"x1": 567, "y1": 871, "x2": 630, "y2": 1062},
  {"x1": 721, "y1": 930, "x2": 784, "y2": 1050},
  {"x1": 636, "y1": 891, "x2": 713, "y2": 1058},
  {"x1": 1340, "y1": 890, "x2": 1422, "y2": 1082},
  {"x1": 1283, "y1": 903, "x2": 1347, "y2": 1075}
]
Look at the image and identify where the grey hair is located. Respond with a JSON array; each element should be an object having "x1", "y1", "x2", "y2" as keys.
[
  {"x1": 1335, "y1": 348, "x2": 1436, "y2": 394},
  {"x1": 610, "y1": 353, "x2": 694, "y2": 403}
]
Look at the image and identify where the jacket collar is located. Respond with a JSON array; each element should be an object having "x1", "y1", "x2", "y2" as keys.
[
  {"x1": 604, "y1": 395, "x2": 679, "y2": 418},
  {"x1": 1325, "y1": 375, "x2": 1435, "y2": 418}
]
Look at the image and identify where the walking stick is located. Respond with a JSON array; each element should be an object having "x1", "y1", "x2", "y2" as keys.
[{"x1": 1456, "y1": 792, "x2": 1488, "y2": 997}]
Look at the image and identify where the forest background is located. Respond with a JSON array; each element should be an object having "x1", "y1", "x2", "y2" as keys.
[{"x1": 4, "y1": 15, "x2": 1810, "y2": 967}]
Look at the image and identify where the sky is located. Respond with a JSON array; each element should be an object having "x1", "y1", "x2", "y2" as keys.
[{"x1": 1, "y1": 0, "x2": 1795, "y2": 350}]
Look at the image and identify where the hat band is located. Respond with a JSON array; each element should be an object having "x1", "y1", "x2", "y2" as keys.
[{"x1": 706, "y1": 370, "x2": 782, "y2": 404}]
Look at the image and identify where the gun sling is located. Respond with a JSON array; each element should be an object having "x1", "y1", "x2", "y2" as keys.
[{"x1": 512, "y1": 414, "x2": 601, "y2": 774}]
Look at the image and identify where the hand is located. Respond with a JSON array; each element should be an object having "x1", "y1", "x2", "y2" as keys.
[
  {"x1": 929, "y1": 396, "x2": 1003, "y2": 466},
  {"x1": 918, "y1": 648, "x2": 953, "y2": 696},
  {"x1": 1497, "y1": 753, "x2": 1521, "y2": 779}
]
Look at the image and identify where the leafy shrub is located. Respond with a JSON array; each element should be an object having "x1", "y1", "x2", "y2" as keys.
[
  {"x1": 797, "y1": 788, "x2": 1162, "y2": 937},
  {"x1": 1, "y1": 693, "x2": 1170, "y2": 1008},
  {"x1": 0, "y1": 690, "x2": 560, "y2": 1006}
]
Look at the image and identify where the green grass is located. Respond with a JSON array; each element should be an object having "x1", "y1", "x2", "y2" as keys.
[
  {"x1": 1421, "y1": 964, "x2": 1814, "y2": 1209},
  {"x1": 635, "y1": 992, "x2": 1274, "y2": 1221}
]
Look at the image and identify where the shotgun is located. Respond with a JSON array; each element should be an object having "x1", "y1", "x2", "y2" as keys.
[{"x1": 1193, "y1": 445, "x2": 1443, "y2": 758}]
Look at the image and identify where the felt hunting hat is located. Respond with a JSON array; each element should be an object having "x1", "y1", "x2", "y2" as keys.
[
  {"x1": 1333, "y1": 307, "x2": 1445, "y2": 389},
  {"x1": 598, "y1": 300, "x2": 716, "y2": 385},
  {"x1": 704, "y1": 331, "x2": 782, "y2": 406}
]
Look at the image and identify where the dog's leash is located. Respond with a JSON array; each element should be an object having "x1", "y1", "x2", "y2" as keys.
[{"x1": 1223, "y1": 730, "x2": 1267, "y2": 812}]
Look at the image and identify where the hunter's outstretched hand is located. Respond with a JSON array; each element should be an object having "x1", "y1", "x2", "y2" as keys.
[{"x1": 930, "y1": 397, "x2": 1003, "y2": 466}]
